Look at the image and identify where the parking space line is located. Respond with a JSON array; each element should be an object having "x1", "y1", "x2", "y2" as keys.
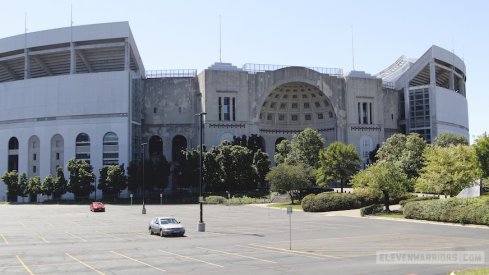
[
  {"x1": 65, "y1": 253, "x2": 105, "y2": 275},
  {"x1": 0, "y1": 233, "x2": 8, "y2": 244},
  {"x1": 247, "y1": 243, "x2": 342, "y2": 259},
  {"x1": 110, "y1": 251, "x2": 166, "y2": 272},
  {"x1": 36, "y1": 233, "x2": 49, "y2": 243},
  {"x1": 158, "y1": 249, "x2": 224, "y2": 268},
  {"x1": 16, "y1": 255, "x2": 34, "y2": 275},
  {"x1": 65, "y1": 231, "x2": 87, "y2": 242},
  {"x1": 96, "y1": 231, "x2": 125, "y2": 240},
  {"x1": 196, "y1": 247, "x2": 277, "y2": 263}
]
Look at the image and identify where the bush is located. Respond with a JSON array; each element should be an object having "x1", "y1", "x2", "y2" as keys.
[
  {"x1": 360, "y1": 204, "x2": 384, "y2": 216},
  {"x1": 204, "y1": 196, "x2": 226, "y2": 204},
  {"x1": 356, "y1": 192, "x2": 417, "y2": 207},
  {"x1": 399, "y1": 196, "x2": 439, "y2": 207},
  {"x1": 403, "y1": 197, "x2": 489, "y2": 225},
  {"x1": 301, "y1": 192, "x2": 360, "y2": 212}
]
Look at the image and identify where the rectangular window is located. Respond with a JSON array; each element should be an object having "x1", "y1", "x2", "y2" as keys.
[
  {"x1": 33, "y1": 154, "x2": 37, "y2": 161},
  {"x1": 317, "y1": 113, "x2": 324, "y2": 120},
  {"x1": 292, "y1": 103, "x2": 298, "y2": 109},
  {"x1": 33, "y1": 166, "x2": 36, "y2": 173},
  {"x1": 291, "y1": 114, "x2": 298, "y2": 121},
  {"x1": 279, "y1": 114, "x2": 285, "y2": 121},
  {"x1": 218, "y1": 97, "x2": 222, "y2": 121},
  {"x1": 280, "y1": 103, "x2": 286, "y2": 109},
  {"x1": 305, "y1": 114, "x2": 312, "y2": 120},
  {"x1": 362, "y1": 102, "x2": 368, "y2": 124},
  {"x1": 223, "y1": 97, "x2": 230, "y2": 121},
  {"x1": 304, "y1": 103, "x2": 310, "y2": 109},
  {"x1": 56, "y1": 152, "x2": 60, "y2": 160},
  {"x1": 153, "y1": 107, "x2": 157, "y2": 114},
  {"x1": 232, "y1": 97, "x2": 236, "y2": 121},
  {"x1": 358, "y1": 103, "x2": 361, "y2": 124},
  {"x1": 369, "y1": 103, "x2": 373, "y2": 124}
]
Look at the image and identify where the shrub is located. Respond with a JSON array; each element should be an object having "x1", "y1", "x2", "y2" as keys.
[
  {"x1": 360, "y1": 204, "x2": 384, "y2": 216},
  {"x1": 301, "y1": 192, "x2": 360, "y2": 212},
  {"x1": 403, "y1": 197, "x2": 489, "y2": 225},
  {"x1": 205, "y1": 195, "x2": 226, "y2": 204},
  {"x1": 399, "y1": 196, "x2": 439, "y2": 207},
  {"x1": 356, "y1": 192, "x2": 416, "y2": 207}
]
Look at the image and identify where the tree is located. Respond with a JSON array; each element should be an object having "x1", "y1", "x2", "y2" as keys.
[
  {"x1": 288, "y1": 128, "x2": 325, "y2": 168},
  {"x1": 107, "y1": 164, "x2": 127, "y2": 198},
  {"x1": 351, "y1": 161, "x2": 410, "y2": 211},
  {"x1": 316, "y1": 142, "x2": 361, "y2": 192},
  {"x1": 41, "y1": 175, "x2": 54, "y2": 200},
  {"x1": 266, "y1": 163, "x2": 313, "y2": 204},
  {"x1": 127, "y1": 161, "x2": 140, "y2": 195},
  {"x1": 434, "y1": 133, "x2": 469, "y2": 148},
  {"x1": 377, "y1": 133, "x2": 427, "y2": 179},
  {"x1": 416, "y1": 145, "x2": 478, "y2": 197},
  {"x1": 27, "y1": 176, "x2": 42, "y2": 202},
  {"x1": 274, "y1": 139, "x2": 291, "y2": 165},
  {"x1": 368, "y1": 144, "x2": 380, "y2": 164},
  {"x1": 1, "y1": 170, "x2": 19, "y2": 202},
  {"x1": 252, "y1": 149, "x2": 270, "y2": 188},
  {"x1": 179, "y1": 149, "x2": 200, "y2": 190},
  {"x1": 67, "y1": 159, "x2": 95, "y2": 200},
  {"x1": 474, "y1": 133, "x2": 489, "y2": 193},
  {"x1": 52, "y1": 167, "x2": 68, "y2": 200},
  {"x1": 98, "y1": 166, "x2": 109, "y2": 197},
  {"x1": 18, "y1": 173, "x2": 29, "y2": 202}
]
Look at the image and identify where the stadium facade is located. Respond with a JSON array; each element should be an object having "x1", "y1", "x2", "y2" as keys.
[{"x1": 0, "y1": 22, "x2": 468, "y2": 201}]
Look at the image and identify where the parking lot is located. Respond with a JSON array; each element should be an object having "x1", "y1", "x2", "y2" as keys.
[{"x1": 1, "y1": 203, "x2": 489, "y2": 274}]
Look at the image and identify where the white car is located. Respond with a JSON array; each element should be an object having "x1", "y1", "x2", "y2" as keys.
[{"x1": 149, "y1": 217, "x2": 185, "y2": 237}]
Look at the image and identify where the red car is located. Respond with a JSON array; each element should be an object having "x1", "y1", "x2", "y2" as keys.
[{"x1": 90, "y1": 202, "x2": 105, "y2": 212}]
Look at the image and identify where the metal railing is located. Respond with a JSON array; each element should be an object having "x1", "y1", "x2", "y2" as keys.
[
  {"x1": 145, "y1": 69, "x2": 197, "y2": 78},
  {"x1": 382, "y1": 81, "x2": 396, "y2": 89},
  {"x1": 242, "y1": 63, "x2": 343, "y2": 77}
]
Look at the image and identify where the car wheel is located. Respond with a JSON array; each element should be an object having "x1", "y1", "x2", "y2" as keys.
[
  {"x1": 160, "y1": 229, "x2": 164, "y2": 237},
  {"x1": 179, "y1": 233, "x2": 185, "y2": 237},
  {"x1": 149, "y1": 227, "x2": 153, "y2": 235}
]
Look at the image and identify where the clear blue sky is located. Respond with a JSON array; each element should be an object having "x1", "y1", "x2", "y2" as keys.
[{"x1": 2, "y1": 0, "x2": 487, "y2": 142}]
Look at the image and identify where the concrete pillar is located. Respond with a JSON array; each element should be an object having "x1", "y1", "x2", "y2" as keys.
[
  {"x1": 124, "y1": 39, "x2": 130, "y2": 71},
  {"x1": 449, "y1": 68, "x2": 455, "y2": 90},
  {"x1": 24, "y1": 49, "x2": 30, "y2": 79},
  {"x1": 70, "y1": 42, "x2": 76, "y2": 74}
]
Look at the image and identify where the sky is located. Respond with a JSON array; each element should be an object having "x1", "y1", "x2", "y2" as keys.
[{"x1": 1, "y1": 0, "x2": 488, "y2": 143}]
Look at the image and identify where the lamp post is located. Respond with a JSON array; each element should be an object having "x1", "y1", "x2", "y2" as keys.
[
  {"x1": 195, "y1": 112, "x2": 206, "y2": 232},
  {"x1": 141, "y1": 142, "x2": 147, "y2": 214}
]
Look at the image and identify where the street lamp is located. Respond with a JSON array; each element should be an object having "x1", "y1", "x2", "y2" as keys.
[
  {"x1": 195, "y1": 112, "x2": 206, "y2": 232},
  {"x1": 141, "y1": 142, "x2": 147, "y2": 214}
]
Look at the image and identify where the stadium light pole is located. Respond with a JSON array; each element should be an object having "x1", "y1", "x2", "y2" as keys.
[
  {"x1": 195, "y1": 112, "x2": 206, "y2": 232},
  {"x1": 141, "y1": 142, "x2": 147, "y2": 214}
]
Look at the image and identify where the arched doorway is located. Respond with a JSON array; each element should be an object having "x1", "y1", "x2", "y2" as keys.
[
  {"x1": 172, "y1": 135, "x2": 187, "y2": 162},
  {"x1": 75, "y1": 133, "x2": 91, "y2": 164},
  {"x1": 103, "y1": 132, "x2": 119, "y2": 166},
  {"x1": 8, "y1": 137, "x2": 19, "y2": 172},
  {"x1": 51, "y1": 134, "x2": 64, "y2": 176},
  {"x1": 149, "y1": 135, "x2": 163, "y2": 161}
]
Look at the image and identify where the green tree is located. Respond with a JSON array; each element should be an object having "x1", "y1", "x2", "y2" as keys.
[
  {"x1": 41, "y1": 175, "x2": 54, "y2": 200},
  {"x1": 351, "y1": 161, "x2": 410, "y2": 211},
  {"x1": 266, "y1": 163, "x2": 313, "y2": 204},
  {"x1": 274, "y1": 139, "x2": 291, "y2": 165},
  {"x1": 98, "y1": 166, "x2": 109, "y2": 197},
  {"x1": 434, "y1": 133, "x2": 469, "y2": 148},
  {"x1": 288, "y1": 128, "x2": 325, "y2": 168},
  {"x1": 377, "y1": 133, "x2": 427, "y2": 179},
  {"x1": 1, "y1": 170, "x2": 19, "y2": 202},
  {"x1": 18, "y1": 173, "x2": 29, "y2": 202},
  {"x1": 27, "y1": 176, "x2": 42, "y2": 203},
  {"x1": 253, "y1": 149, "x2": 270, "y2": 188},
  {"x1": 316, "y1": 142, "x2": 361, "y2": 192},
  {"x1": 127, "y1": 161, "x2": 140, "y2": 195},
  {"x1": 203, "y1": 148, "x2": 220, "y2": 191},
  {"x1": 67, "y1": 159, "x2": 95, "y2": 200},
  {"x1": 416, "y1": 145, "x2": 478, "y2": 197},
  {"x1": 474, "y1": 133, "x2": 489, "y2": 193},
  {"x1": 106, "y1": 164, "x2": 127, "y2": 198},
  {"x1": 53, "y1": 167, "x2": 68, "y2": 200}
]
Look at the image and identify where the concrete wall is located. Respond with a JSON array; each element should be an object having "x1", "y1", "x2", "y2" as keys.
[
  {"x1": 0, "y1": 71, "x2": 131, "y2": 201},
  {"x1": 434, "y1": 87, "x2": 469, "y2": 140}
]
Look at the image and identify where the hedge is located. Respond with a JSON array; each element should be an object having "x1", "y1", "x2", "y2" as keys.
[
  {"x1": 301, "y1": 192, "x2": 360, "y2": 212},
  {"x1": 399, "y1": 196, "x2": 439, "y2": 207},
  {"x1": 403, "y1": 197, "x2": 489, "y2": 225},
  {"x1": 356, "y1": 193, "x2": 417, "y2": 207},
  {"x1": 204, "y1": 196, "x2": 226, "y2": 204}
]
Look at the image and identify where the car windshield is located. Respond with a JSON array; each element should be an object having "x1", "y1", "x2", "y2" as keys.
[
  {"x1": 160, "y1": 218, "x2": 178, "y2": 224},
  {"x1": 94, "y1": 203, "x2": 103, "y2": 206}
]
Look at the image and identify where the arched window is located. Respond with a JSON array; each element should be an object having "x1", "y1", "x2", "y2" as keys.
[
  {"x1": 172, "y1": 135, "x2": 187, "y2": 162},
  {"x1": 51, "y1": 134, "x2": 64, "y2": 176},
  {"x1": 149, "y1": 135, "x2": 163, "y2": 161},
  {"x1": 8, "y1": 137, "x2": 19, "y2": 171},
  {"x1": 75, "y1": 133, "x2": 90, "y2": 164},
  {"x1": 103, "y1": 132, "x2": 119, "y2": 166},
  {"x1": 360, "y1": 136, "x2": 373, "y2": 160},
  {"x1": 28, "y1": 135, "x2": 40, "y2": 177},
  {"x1": 275, "y1": 137, "x2": 286, "y2": 153}
]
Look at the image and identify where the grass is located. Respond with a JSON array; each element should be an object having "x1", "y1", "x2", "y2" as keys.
[
  {"x1": 268, "y1": 203, "x2": 303, "y2": 211},
  {"x1": 373, "y1": 211, "x2": 404, "y2": 219},
  {"x1": 451, "y1": 267, "x2": 489, "y2": 275}
]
